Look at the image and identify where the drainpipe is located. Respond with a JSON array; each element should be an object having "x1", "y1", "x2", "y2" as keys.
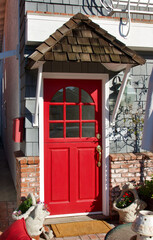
[
  {"x1": 110, "y1": 64, "x2": 131, "y2": 124},
  {"x1": 33, "y1": 63, "x2": 43, "y2": 127}
]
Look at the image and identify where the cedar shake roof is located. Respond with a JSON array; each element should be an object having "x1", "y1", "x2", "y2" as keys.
[{"x1": 27, "y1": 13, "x2": 146, "y2": 69}]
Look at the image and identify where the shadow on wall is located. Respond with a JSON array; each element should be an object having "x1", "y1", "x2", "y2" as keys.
[
  {"x1": 81, "y1": 0, "x2": 106, "y2": 16},
  {"x1": 109, "y1": 74, "x2": 148, "y2": 154}
]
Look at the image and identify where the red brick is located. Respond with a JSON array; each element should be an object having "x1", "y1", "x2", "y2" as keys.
[
  {"x1": 28, "y1": 172, "x2": 39, "y2": 177},
  {"x1": 135, "y1": 153, "x2": 144, "y2": 160},
  {"x1": 21, "y1": 188, "x2": 35, "y2": 193},
  {"x1": 129, "y1": 177, "x2": 140, "y2": 182},
  {"x1": 115, "y1": 178, "x2": 128, "y2": 183},
  {"x1": 20, "y1": 158, "x2": 27, "y2": 164},
  {"x1": 29, "y1": 182, "x2": 40, "y2": 187},
  {"x1": 88, "y1": 234, "x2": 99, "y2": 239},
  {"x1": 129, "y1": 168, "x2": 140, "y2": 173},
  {"x1": 109, "y1": 154, "x2": 119, "y2": 161},
  {"x1": 121, "y1": 164, "x2": 134, "y2": 168},
  {"x1": 144, "y1": 152, "x2": 153, "y2": 159},
  {"x1": 122, "y1": 153, "x2": 131, "y2": 160},
  {"x1": 115, "y1": 169, "x2": 128, "y2": 173},
  {"x1": 21, "y1": 182, "x2": 28, "y2": 188},
  {"x1": 36, "y1": 167, "x2": 40, "y2": 172},
  {"x1": 27, "y1": 159, "x2": 35, "y2": 164},
  {"x1": 129, "y1": 153, "x2": 137, "y2": 160},
  {"x1": 21, "y1": 177, "x2": 36, "y2": 183},
  {"x1": 21, "y1": 172, "x2": 28, "y2": 178},
  {"x1": 122, "y1": 173, "x2": 135, "y2": 177},
  {"x1": 21, "y1": 167, "x2": 36, "y2": 173},
  {"x1": 79, "y1": 235, "x2": 90, "y2": 240},
  {"x1": 97, "y1": 233, "x2": 106, "y2": 240},
  {"x1": 111, "y1": 164, "x2": 121, "y2": 169}
]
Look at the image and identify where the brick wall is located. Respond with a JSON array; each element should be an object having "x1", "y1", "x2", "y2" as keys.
[
  {"x1": 15, "y1": 151, "x2": 40, "y2": 206},
  {"x1": 109, "y1": 152, "x2": 153, "y2": 217},
  {"x1": 15, "y1": 150, "x2": 153, "y2": 216}
]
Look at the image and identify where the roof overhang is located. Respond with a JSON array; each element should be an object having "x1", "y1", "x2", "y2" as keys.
[{"x1": 27, "y1": 13, "x2": 146, "y2": 72}]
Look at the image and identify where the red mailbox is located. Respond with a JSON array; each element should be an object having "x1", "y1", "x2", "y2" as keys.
[{"x1": 13, "y1": 117, "x2": 24, "y2": 142}]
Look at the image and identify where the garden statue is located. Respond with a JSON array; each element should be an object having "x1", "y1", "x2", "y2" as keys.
[{"x1": 12, "y1": 193, "x2": 53, "y2": 239}]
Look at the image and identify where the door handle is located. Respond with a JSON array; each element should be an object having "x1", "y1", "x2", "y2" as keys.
[{"x1": 96, "y1": 145, "x2": 102, "y2": 167}]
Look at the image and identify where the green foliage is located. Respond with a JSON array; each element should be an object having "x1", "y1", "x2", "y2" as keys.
[
  {"x1": 18, "y1": 197, "x2": 32, "y2": 214},
  {"x1": 138, "y1": 176, "x2": 153, "y2": 200},
  {"x1": 116, "y1": 191, "x2": 134, "y2": 209}
]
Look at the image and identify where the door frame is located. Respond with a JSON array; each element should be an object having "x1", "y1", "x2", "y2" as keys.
[{"x1": 39, "y1": 72, "x2": 110, "y2": 216}]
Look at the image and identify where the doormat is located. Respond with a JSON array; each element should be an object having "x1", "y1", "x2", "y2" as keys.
[{"x1": 51, "y1": 220, "x2": 112, "y2": 237}]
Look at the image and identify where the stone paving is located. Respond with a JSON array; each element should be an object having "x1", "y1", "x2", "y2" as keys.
[{"x1": 51, "y1": 233, "x2": 106, "y2": 240}]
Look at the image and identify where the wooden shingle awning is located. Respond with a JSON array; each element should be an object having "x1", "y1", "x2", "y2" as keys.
[{"x1": 27, "y1": 13, "x2": 146, "y2": 70}]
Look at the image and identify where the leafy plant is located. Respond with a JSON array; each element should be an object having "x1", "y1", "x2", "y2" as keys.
[
  {"x1": 138, "y1": 176, "x2": 153, "y2": 200},
  {"x1": 17, "y1": 197, "x2": 33, "y2": 214},
  {"x1": 116, "y1": 191, "x2": 134, "y2": 209}
]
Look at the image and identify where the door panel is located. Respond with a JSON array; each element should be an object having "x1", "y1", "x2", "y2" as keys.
[
  {"x1": 51, "y1": 148, "x2": 70, "y2": 202},
  {"x1": 44, "y1": 79, "x2": 102, "y2": 215},
  {"x1": 78, "y1": 148, "x2": 97, "y2": 200}
]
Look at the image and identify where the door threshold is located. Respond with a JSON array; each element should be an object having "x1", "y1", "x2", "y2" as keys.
[
  {"x1": 45, "y1": 211, "x2": 102, "y2": 219},
  {"x1": 44, "y1": 212, "x2": 110, "y2": 225}
]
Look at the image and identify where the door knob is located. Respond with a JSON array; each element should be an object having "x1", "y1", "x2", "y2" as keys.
[{"x1": 96, "y1": 145, "x2": 102, "y2": 167}]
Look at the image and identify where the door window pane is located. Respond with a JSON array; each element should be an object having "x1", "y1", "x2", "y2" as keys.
[
  {"x1": 66, "y1": 123, "x2": 79, "y2": 137},
  {"x1": 50, "y1": 123, "x2": 63, "y2": 138},
  {"x1": 82, "y1": 105, "x2": 95, "y2": 120},
  {"x1": 66, "y1": 105, "x2": 79, "y2": 120},
  {"x1": 50, "y1": 106, "x2": 63, "y2": 120},
  {"x1": 51, "y1": 88, "x2": 63, "y2": 102},
  {"x1": 66, "y1": 87, "x2": 79, "y2": 103},
  {"x1": 82, "y1": 123, "x2": 95, "y2": 137},
  {"x1": 81, "y1": 89, "x2": 93, "y2": 103}
]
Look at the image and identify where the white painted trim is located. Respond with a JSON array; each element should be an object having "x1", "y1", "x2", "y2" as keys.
[
  {"x1": 102, "y1": 77, "x2": 110, "y2": 216},
  {"x1": 45, "y1": 211, "x2": 103, "y2": 219},
  {"x1": 110, "y1": 64, "x2": 131, "y2": 124},
  {"x1": 39, "y1": 72, "x2": 110, "y2": 216},
  {"x1": 42, "y1": 72, "x2": 109, "y2": 80},
  {"x1": 26, "y1": 13, "x2": 153, "y2": 51},
  {"x1": 39, "y1": 76, "x2": 44, "y2": 202},
  {"x1": 33, "y1": 63, "x2": 43, "y2": 127}
]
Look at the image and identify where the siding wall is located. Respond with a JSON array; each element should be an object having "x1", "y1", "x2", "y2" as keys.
[{"x1": 24, "y1": 0, "x2": 153, "y2": 20}]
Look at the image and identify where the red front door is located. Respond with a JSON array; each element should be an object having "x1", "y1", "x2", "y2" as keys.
[{"x1": 44, "y1": 79, "x2": 102, "y2": 215}]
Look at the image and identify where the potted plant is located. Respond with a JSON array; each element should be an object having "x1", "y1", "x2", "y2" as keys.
[
  {"x1": 137, "y1": 176, "x2": 153, "y2": 211},
  {"x1": 116, "y1": 190, "x2": 135, "y2": 209},
  {"x1": 12, "y1": 193, "x2": 36, "y2": 220},
  {"x1": 113, "y1": 183, "x2": 147, "y2": 223}
]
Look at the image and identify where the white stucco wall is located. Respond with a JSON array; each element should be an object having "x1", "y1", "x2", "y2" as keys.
[{"x1": 2, "y1": 0, "x2": 20, "y2": 185}]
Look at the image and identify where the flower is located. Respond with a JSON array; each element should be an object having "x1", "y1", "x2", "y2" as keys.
[{"x1": 116, "y1": 190, "x2": 134, "y2": 208}]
